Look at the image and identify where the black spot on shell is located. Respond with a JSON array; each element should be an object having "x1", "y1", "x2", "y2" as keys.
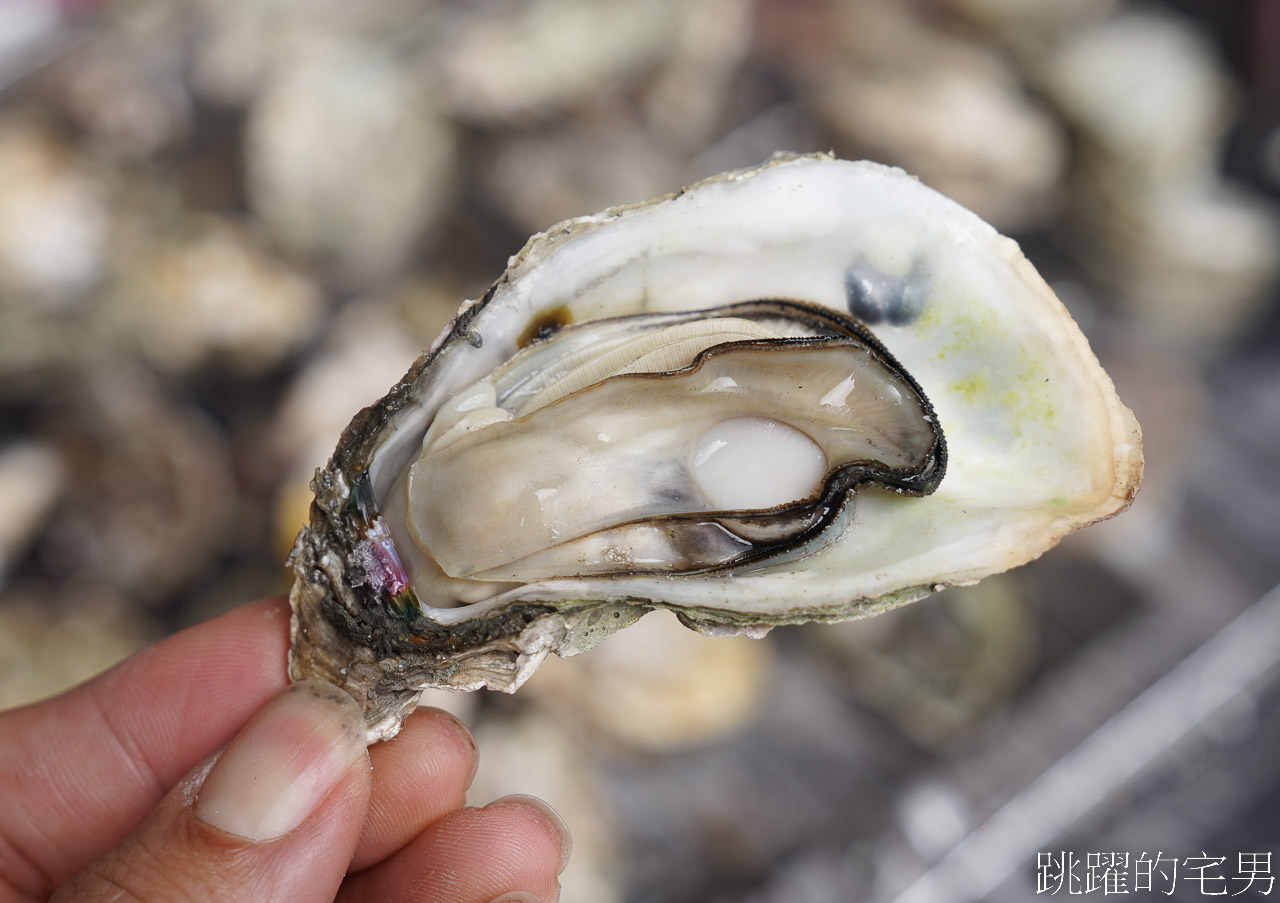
[
  {"x1": 518, "y1": 306, "x2": 573, "y2": 348},
  {"x1": 844, "y1": 261, "x2": 928, "y2": 326}
]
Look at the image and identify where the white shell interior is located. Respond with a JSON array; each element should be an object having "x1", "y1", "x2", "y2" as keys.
[{"x1": 371, "y1": 156, "x2": 1141, "y2": 624}]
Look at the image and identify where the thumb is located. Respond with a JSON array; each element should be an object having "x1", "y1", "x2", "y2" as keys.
[{"x1": 53, "y1": 679, "x2": 370, "y2": 903}]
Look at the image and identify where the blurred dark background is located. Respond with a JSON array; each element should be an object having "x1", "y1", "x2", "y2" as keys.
[{"x1": 1, "y1": 1, "x2": 1277, "y2": 900}]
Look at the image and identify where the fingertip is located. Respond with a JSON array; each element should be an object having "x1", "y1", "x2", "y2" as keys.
[
  {"x1": 352, "y1": 705, "x2": 480, "y2": 870},
  {"x1": 194, "y1": 679, "x2": 368, "y2": 843},
  {"x1": 413, "y1": 706, "x2": 481, "y2": 789},
  {"x1": 486, "y1": 794, "x2": 573, "y2": 876},
  {"x1": 339, "y1": 796, "x2": 567, "y2": 903}
]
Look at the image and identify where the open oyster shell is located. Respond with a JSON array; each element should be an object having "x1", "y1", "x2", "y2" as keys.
[{"x1": 289, "y1": 154, "x2": 1142, "y2": 741}]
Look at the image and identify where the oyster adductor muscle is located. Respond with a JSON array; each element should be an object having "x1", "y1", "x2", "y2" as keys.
[{"x1": 289, "y1": 154, "x2": 1142, "y2": 741}]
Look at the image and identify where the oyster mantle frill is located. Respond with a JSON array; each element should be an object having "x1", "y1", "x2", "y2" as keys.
[{"x1": 289, "y1": 154, "x2": 1142, "y2": 741}]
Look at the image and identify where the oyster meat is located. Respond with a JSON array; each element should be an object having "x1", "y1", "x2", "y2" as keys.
[{"x1": 289, "y1": 154, "x2": 1142, "y2": 741}]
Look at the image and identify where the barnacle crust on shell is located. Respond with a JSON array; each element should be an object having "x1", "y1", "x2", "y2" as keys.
[{"x1": 288, "y1": 153, "x2": 1142, "y2": 741}]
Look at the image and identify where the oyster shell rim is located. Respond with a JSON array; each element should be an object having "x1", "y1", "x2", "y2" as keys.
[{"x1": 288, "y1": 151, "x2": 1143, "y2": 741}]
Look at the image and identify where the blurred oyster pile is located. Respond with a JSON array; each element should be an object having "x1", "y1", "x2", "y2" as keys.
[{"x1": 2, "y1": 1, "x2": 1278, "y2": 902}]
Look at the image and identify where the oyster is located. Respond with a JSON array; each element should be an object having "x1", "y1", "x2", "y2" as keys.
[{"x1": 289, "y1": 154, "x2": 1142, "y2": 741}]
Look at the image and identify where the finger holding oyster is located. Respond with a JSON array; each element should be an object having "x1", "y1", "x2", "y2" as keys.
[{"x1": 288, "y1": 154, "x2": 1143, "y2": 741}]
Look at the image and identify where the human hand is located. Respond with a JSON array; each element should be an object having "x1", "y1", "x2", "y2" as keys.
[{"x1": 0, "y1": 597, "x2": 571, "y2": 903}]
